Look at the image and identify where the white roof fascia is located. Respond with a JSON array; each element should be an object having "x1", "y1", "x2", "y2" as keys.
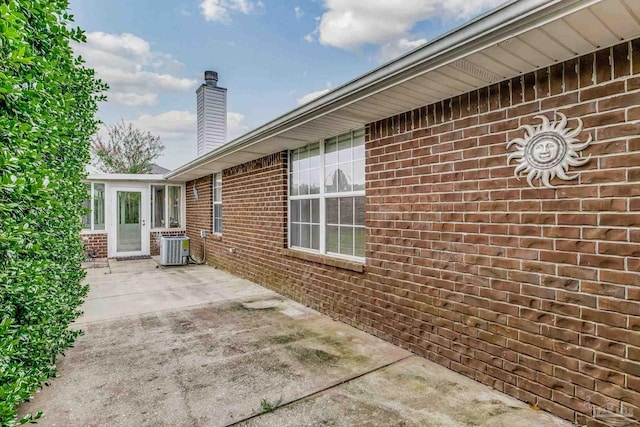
[{"x1": 86, "y1": 173, "x2": 168, "y2": 182}]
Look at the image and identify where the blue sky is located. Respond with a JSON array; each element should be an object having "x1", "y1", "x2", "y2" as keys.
[{"x1": 70, "y1": 0, "x2": 505, "y2": 169}]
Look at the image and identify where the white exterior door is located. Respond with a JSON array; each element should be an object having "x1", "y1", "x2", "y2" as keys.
[{"x1": 109, "y1": 185, "x2": 149, "y2": 257}]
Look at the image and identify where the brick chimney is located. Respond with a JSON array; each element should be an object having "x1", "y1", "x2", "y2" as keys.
[{"x1": 196, "y1": 71, "x2": 227, "y2": 157}]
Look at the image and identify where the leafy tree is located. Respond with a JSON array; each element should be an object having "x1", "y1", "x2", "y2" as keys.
[
  {"x1": 0, "y1": 0, "x2": 106, "y2": 425},
  {"x1": 91, "y1": 120, "x2": 165, "y2": 174}
]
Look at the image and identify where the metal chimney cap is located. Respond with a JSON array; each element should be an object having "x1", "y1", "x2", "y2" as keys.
[{"x1": 204, "y1": 70, "x2": 218, "y2": 85}]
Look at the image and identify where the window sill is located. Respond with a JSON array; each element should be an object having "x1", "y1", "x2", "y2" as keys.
[
  {"x1": 80, "y1": 230, "x2": 107, "y2": 234},
  {"x1": 209, "y1": 233, "x2": 223, "y2": 241},
  {"x1": 281, "y1": 248, "x2": 365, "y2": 273},
  {"x1": 150, "y1": 228, "x2": 186, "y2": 232}
]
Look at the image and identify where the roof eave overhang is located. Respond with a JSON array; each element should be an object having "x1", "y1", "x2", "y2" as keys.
[{"x1": 166, "y1": 0, "x2": 629, "y2": 182}]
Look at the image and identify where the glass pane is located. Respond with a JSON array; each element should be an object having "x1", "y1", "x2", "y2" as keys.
[
  {"x1": 309, "y1": 168, "x2": 320, "y2": 194},
  {"x1": 326, "y1": 225, "x2": 339, "y2": 253},
  {"x1": 339, "y1": 197, "x2": 354, "y2": 225},
  {"x1": 326, "y1": 198, "x2": 338, "y2": 224},
  {"x1": 290, "y1": 223, "x2": 300, "y2": 247},
  {"x1": 337, "y1": 164, "x2": 353, "y2": 192},
  {"x1": 299, "y1": 169, "x2": 309, "y2": 195},
  {"x1": 213, "y1": 173, "x2": 222, "y2": 202},
  {"x1": 355, "y1": 196, "x2": 365, "y2": 226},
  {"x1": 300, "y1": 199, "x2": 311, "y2": 223},
  {"x1": 298, "y1": 146, "x2": 309, "y2": 171},
  {"x1": 290, "y1": 200, "x2": 300, "y2": 223},
  {"x1": 325, "y1": 164, "x2": 338, "y2": 193},
  {"x1": 339, "y1": 226, "x2": 354, "y2": 256},
  {"x1": 338, "y1": 133, "x2": 351, "y2": 163},
  {"x1": 311, "y1": 225, "x2": 320, "y2": 250},
  {"x1": 93, "y1": 183, "x2": 105, "y2": 230},
  {"x1": 353, "y1": 128, "x2": 365, "y2": 142},
  {"x1": 152, "y1": 185, "x2": 165, "y2": 228},
  {"x1": 117, "y1": 191, "x2": 142, "y2": 252},
  {"x1": 353, "y1": 160, "x2": 365, "y2": 191},
  {"x1": 353, "y1": 130, "x2": 365, "y2": 161},
  {"x1": 308, "y1": 144, "x2": 320, "y2": 169},
  {"x1": 325, "y1": 137, "x2": 338, "y2": 166},
  {"x1": 81, "y1": 183, "x2": 91, "y2": 229},
  {"x1": 300, "y1": 224, "x2": 311, "y2": 248},
  {"x1": 214, "y1": 204, "x2": 222, "y2": 233},
  {"x1": 338, "y1": 132, "x2": 352, "y2": 163},
  {"x1": 168, "y1": 186, "x2": 181, "y2": 228},
  {"x1": 290, "y1": 172, "x2": 299, "y2": 196},
  {"x1": 311, "y1": 199, "x2": 320, "y2": 224},
  {"x1": 354, "y1": 227, "x2": 365, "y2": 257},
  {"x1": 291, "y1": 149, "x2": 300, "y2": 172}
]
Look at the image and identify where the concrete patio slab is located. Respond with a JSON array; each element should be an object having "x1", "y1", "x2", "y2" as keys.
[
  {"x1": 19, "y1": 260, "x2": 572, "y2": 427},
  {"x1": 241, "y1": 356, "x2": 570, "y2": 427},
  {"x1": 77, "y1": 259, "x2": 276, "y2": 324}
]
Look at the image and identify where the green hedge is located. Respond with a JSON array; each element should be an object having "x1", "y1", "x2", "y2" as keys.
[{"x1": 0, "y1": 0, "x2": 106, "y2": 425}]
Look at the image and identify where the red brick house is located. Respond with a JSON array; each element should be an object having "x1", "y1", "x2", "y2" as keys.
[{"x1": 84, "y1": 0, "x2": 640, "y2": 424}]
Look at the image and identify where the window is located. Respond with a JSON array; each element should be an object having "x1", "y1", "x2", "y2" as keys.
[
  {"x1": 168, "y1": 186, "x2": 181, "y2": 228},
  {"x1": 151, "y1": 185, "x2": 165, "y2": 228},
  {"x1": 150, "y1": 185, "x2": 182, "y2": 229},
  {"x1": 81, "y1": 184, "x2": 91, "y2": 229},
  {"x1": 82, "y1": 182, "x2": 105, "y2": 231},
  {"x1": 289, "y1": 129, "x2": 365, "y2": 259},
  {"x1": 213, "y1": 173, "x2": 222, "y2": 234}
]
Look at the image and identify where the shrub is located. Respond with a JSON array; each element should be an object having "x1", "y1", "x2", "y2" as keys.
[{"x1": 0, "y1": 0, "x2": 106, "y2": 424}]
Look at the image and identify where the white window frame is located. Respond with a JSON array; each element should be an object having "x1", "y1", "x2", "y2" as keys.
[
  {"x1": 82, "y1": 182, "x2": 106, "y2": 232},
  {"x1": 213, "y1": 172, "x2": 222, "y2": 235},
  {"x1": 150, "y1": 184, "x2": 184, "y2": 230},
  {"x1": 288, "y1": 129, "x2": 365, "y2": 262}
]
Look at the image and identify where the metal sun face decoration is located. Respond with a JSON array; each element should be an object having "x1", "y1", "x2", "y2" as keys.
[{"x1": 507, "y1": 112, "x2": 592, "y2": 188}]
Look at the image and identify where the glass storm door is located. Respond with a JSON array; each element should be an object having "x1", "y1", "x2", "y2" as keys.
[{"x1": 116, "y1": 191, "x2": 143, "y2": 253}]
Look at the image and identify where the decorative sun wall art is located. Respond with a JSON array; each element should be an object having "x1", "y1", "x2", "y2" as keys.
[{"x1": 507, "y1": 113, "x2": 592, "y2": 189}]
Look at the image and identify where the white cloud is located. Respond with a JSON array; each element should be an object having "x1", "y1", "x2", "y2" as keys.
[
  {"x1": 133, "y1": 111, "x2": 197, "y2": 139},
  {"x1": 110, "y1": 92, "x2": 158, "y2": 107},
  {"x1": 314, "y1": 0, "x2": 505, "y2": 55},
  {"x1": 200, "y1": 0, "x2": 263, "y2": 22},
  {"x1": 304, "y1": 32, "x2": 315, "y2": 43},
  {"x1": 377, "y1": 37, "x2": 427, "y2": 63},
  {"x1": 297, "y1": 88, "x2": 331, "y2": 105},
  {"x1": 74, "y1": 32, "x2": 197, "y2": 107},
  {"x1": 227, "y1": 112, "x2": 250, "y2": 140},
  {"x1": 294, "y1": 6, "x2": 304, "y2": 19}
]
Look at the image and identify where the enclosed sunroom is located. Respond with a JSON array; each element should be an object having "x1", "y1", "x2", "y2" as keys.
[{"x1": 80, "y1": 174, "x2": 185, "y2": 258}]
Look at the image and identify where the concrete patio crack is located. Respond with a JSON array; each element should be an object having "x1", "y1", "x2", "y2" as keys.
[
  {"x1": 174, "y1": 363, "x2": 199, "y2": 425},
  {"x1": 223, "y1": 354, "x2": 413, "y2": 427}
]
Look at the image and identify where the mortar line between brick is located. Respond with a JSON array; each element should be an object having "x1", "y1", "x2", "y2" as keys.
[{"x1": 223, "y1": 354, "x2": 414, "y2": 427}]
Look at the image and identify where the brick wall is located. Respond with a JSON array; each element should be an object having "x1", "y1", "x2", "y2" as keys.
[
  {"x1": 185, "y1": 174, "x2": 213, "y2": 261},
  {"x1": 185, "y1": 40, "x2": 640, "y2": 426},
  {"x1": 80, "y1": 232, "x2": 107, "y2": 258},
  {"x1": 364, "y1": 39, "x2": 640, "y2": 426}
]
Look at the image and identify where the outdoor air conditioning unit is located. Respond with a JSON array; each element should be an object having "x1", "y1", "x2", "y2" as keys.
[{"x1": 160, "y1": 236, "x2": 190, "y2": 266}]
